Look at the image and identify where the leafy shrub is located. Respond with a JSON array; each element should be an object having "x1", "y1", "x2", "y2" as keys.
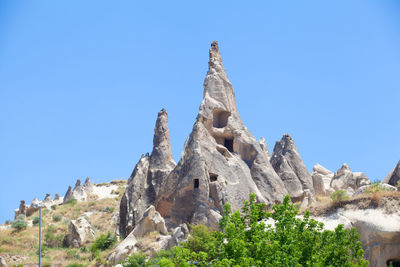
[
  {"x1": 182, "y1": 224, "x2": 216, "y2": 253},
  {"x1": 66, "y1": 248, "x2": 81, "y2": 260},
  {"x1": 103, "y1": 206, "x2": 114, "y2": 213},
  {"x1": 51, "y1": 204, "x2": 57, "y2": 210},
  {"x1": 43, "y1": 263, "x2": 51, "y2": 267},
  {"x1": 42, "y1": 209, "x2": 49, "y2": 216},
  {"x1": 121, "y1": 252, "x2": 147, "y2": 267},
  {"x1": 44, "y1": 225, "x2": 64, "y2": 248},
  {"x1": 52, "y1": 214, "x2": 62, "y2": 222},
  {"x1": 32, "y1": 216, "x2": 40, "y2": 225},
  {"x1": 331, "y1": 189, "x2": 349, "y2": 203},
  {"x1": 156, "y1": 194, "x2": 368, "y2": 266},
  {"x1": 65, "y1": 199, "x2": 78, "y2": 205},
  {"x1": 364, "y1": 182, "x2": 387, "y2": 194},
  {"x1": 16, "y1": 214, "x2": 25, "y2": 220},
  {"x1": 91, "y1": 232, "x2": 116, "y2": 253},
  {"x1": 65, "y1": 263, "x2": 85, "y2": 267},
  {"x1": 12, "y1": 220, "x2": 27, "y2": 231}
]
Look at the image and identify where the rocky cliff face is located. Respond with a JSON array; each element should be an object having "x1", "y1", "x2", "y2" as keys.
[
  {"x1": 119, "y1": 109, "x2": 176, "y2": 237},
  {"x1": 155, "y1": 41, "x2": 288, "y2": 228},
  {"x1": 270, "y1": 134, "x2": 315, "y2": 202},
  {"x1": 383, "y1": 160, "x2": 400, "y2": 187}
]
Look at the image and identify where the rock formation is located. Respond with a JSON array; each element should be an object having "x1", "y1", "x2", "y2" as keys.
[
  {"x1": 119, "y1": 109, "x2": 176, "y2": 238},
  {"x1": 66, "y1": 217, "x2": 95, "y2": 248},
  {"x1": 83, "y1": 177, "x2": 94, "y2": 193},
  {"x1": 14, "y1": 200, "x2": 26, "y2": 219},
  {"x1": 41, "y1": 193, "x2": 53, "y2": 209},
  {"x1": 0, "y1": 256, "x2": 6, "y2": 267},
  {"x1": 330, "y1": 164, "x2": 370, "y2": 194},
  {"x1": 63, "y1": 179, "x2": 88, "y2": 203},
  {"x1": 383, "y1": 160, "x2": 400, "y2": 187},
  {"x1": 312, "y1": 164, "x2": 334, "y2": 196},
  {"x1": 156, "y1": 41, "x2": 287, "y2": 228},
  {"x1": 270, "y1": 134, "x2": 315, "y2": 202}
]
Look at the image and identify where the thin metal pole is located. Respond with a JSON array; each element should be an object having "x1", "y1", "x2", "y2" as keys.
[{"x1": 39, "y1": 206, "x2": 41, "y2": 267}]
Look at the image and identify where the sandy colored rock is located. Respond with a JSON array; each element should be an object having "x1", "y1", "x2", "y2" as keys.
[
  {"x1": 270, "y1": 134, "x2": 315, "y2": 202},
  {"x1": 132, "y1": 205, "x2": 167, "y2": 238},
  {"x1": 66, "y1": 217, "x2": 95, "y2": 247},
  {"x1": 330, "y1": 163, "x2": 370, "y2": 191},
  {"x1": 156, "y1": 41, "x2": 287, "y2": 228},
  {"x1": 119, "y1": 109, "x2": 176, "y2": 238},
  {"x1": 0, "y1": 256, "x2": 6, "y2": 267},
  {"x1": 63, "y1": 179, "x2": 87, "y2": 203},
  {"x1": 83, "y1": 177, "x2": 94, "y2": 193},
  {"x1": 383, "y1": 160, "x2": 400, "y2": 187},
  {"x1": 312, "y1": 164, "x2": 334, "y2": 196}
]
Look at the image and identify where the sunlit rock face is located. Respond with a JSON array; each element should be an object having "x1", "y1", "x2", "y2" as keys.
[
  {"x1": 119, "y1": 109, "x2": 176, "y2": 238},
  {"x1": 156, "y1": 41, "x2": 287, "y2": 228}
]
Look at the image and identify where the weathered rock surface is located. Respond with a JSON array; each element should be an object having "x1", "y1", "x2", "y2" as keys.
[
  {"x1": 353, "y1": 184, "x2": 398, "y2": 196},
  {"x1": 0, "y1": 256, "x2": 7, "y2": 267},
  {"x1": 119, "y1": 109, "x2": 176, "y2": 238},
  {"x1": 312, "y1": 203, "x2": 400, "y2": 267},
  {"x1": 66, "y1": 217, "x2": 95, "y2": 248},
  {"x1": 383, "y1": 160, "x2": 400, "y2": 187},
  {"x1": 83, "y1": 177, "x2": 94, "y2": 193},
  {"x1": 156, "y1": 41, "x2": 287, "y2": 228},
  {"x1": 259, "y1": 137, "x2": 270, "y2": 160},
  {"x1": 41, "y1": 193, "x2": 53, "y2": 209},
  {"x1": 63, "y1": 179, "x2": 87, "y2": 203},
  {"x1": 330, "y1": 164, "x2": 371, "y2": 191},
  {"x1": 110, "y1": 206, "x2": 169, "y2": 264},
  {"x1": 14, "y1": 200, "x2": 26, "y2": 219},
  {"x1": 312, "y1": 164, "x2": 334, "y2": 196},
  {"x1": 270, "y1": 134, "x2": 315, "y2": 202}
]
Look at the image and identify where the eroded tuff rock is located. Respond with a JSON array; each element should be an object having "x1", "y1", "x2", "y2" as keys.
[
  {"x1": 270, "y1": 134, "x2": 315, "y2": 202},
  {"x1": 0, "y1": 256, "x2": 7, "y2": 267},
  {"x1": 83, "y1": 177, "x2": 94, "y2": 193},
  {"x1": 156, "y1": 41, "x2": 287, "y2": 228},
  {"x1": 383, "y1": 160, "x2": 400, "y2": 187},
  {"x1": 330, "y1": 164, "x2": 370, "y2": 192},
  {"x1": 41, "y1": 193, "x2": 53, "y2": 209},
  {"x1": 63, "y1": 179, "x2": 88, "y2": 203},
  {"x1": 119, "y1": 109, "x2": 176, "y2": 238},
  {"x1": 14, "y1": 200, "x2": 26, "y2": 219},
  {"x1": 312, "y1": 164, "x2": 334, "y2": 196},
  {"x1": 66, "y1": 217, "x2": 95, "y2": 248},
  {"x1": 110, "y1": 206, "x2": 169, "y2": 264}
]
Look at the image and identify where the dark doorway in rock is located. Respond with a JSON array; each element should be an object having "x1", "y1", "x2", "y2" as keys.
[
  {"x1": 213, "y1": 110, "x2": 231, "y2": 128},
  {"x1": 387, "y1": 260, "x2": 400, "y2": 267},
  {"x1": 224, "y1": 138, "x2": 234, "y2": 152},
  {"x1": 194, "y1": 179, "x2": 199, "y2": 189},
  {"x1": 209, "y1": 173, "x2": 218, "y2": 182}
]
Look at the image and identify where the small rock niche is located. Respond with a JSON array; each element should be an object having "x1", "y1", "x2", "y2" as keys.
[
  {"x1": 209, "y1": 173, "x2": 218, "y2": 182},
  {"x1": 193, "y1": 179, "x2": 199, "y2": 189},
  {"x1": 224, "y1": 138, "x2": 234, "y2": 152},
  {"x1": 213, "y1": 109, "x2": 231, "y2": 128},
  {"x1": 387, "y1": 260, "x2": 400, "y2": 267}
]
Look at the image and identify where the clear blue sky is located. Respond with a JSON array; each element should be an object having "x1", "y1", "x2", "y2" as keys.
[{"x1": 1, "y1": 1, "x2": 399, "y2": 223}]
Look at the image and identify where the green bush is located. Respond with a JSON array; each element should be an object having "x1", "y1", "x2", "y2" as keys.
[
  {"x1": 156, "y1": 194, "x2": 368, "y2": 266},
  {"x1": 65, "y1": 263, "x2": 85, "y2": 267},
  {"x1": 65, "y1": 199, "x2": 78, "y2": 205},
  {"x1": 104, "y1": 206, "x2": 115, "y2": 213},
  {"x1": 32, "y1": 216, "x2": 40, "y2": 225},
  {"x1": 331, "y1": 189, "x2": 349, "y2": 203},
  {"x1": 51, "y1": 204, "x2": 57, "y2": 210},
  {"x1": 52, "y1": 214, "x2": 62, "y2": 222},
  {"x1": 16, "y1": 214, "x2": 25, "y2": 220},
  {"x1": 182, "y1": 224, "x2": 216, "y2": 253},
  {"x1": 44, "y1": 225, "x2": 64, "y2": 248},
  {"x1": 91, "y1": 232, "x2": 116, "y2": 253},
  {"x1": 12, "y1": 220, "x2": 27, "y2": 231},
  {"x1": 66, "y1": 248, "x2": 81, "y2": 260},
  {"x1": 122, "y1": 252, "x2": 147, "y2": 267}
]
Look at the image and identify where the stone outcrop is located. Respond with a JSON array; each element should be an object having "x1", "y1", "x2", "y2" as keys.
[
  {"x1": 66, "y1": 217, "x2": 95, "y2": 248},
  {"x1": 41, "y1": 193, "x2": 53, "y2": 209},
  {"x1": 270, "y1": 134, "x2": 315, "y2": 202},
  {"x1": 311, "y1": 164, "x2": 334, "y2": 196},
  {"x1": 83, "y1": 177, "x2": 94, "y2": 193},
  {"x1": 53, "y1": 194, "x2": 63, "y2": 205},
  {"x1": 354, "y1": 184, "x2": 397, "y2": 196},
  {"x1": 110, "y1": 206, "x2": 169, "y2": 264},
  {"x1": 26, "y1": 198, "x2": 40, "y2": 216},
  {"x1": 312, "y1": 197, "x2": 400, "y2": 266},
  {"x1": 383, "y1": 160, "x2": 400, "y2": 187},
  {"x1": 14, "y1": 200, "x2": 26, "y2": 219},
  {"x1": 330, "y1": 164, "x2": 370, "y2": 192},
  {"x1": 119, "y1": 109, "x2": 176, "y2": 238},
  {"x1": 0, "y1": 256, "x2": 6, "y2": 267},
  {"x1": 156, "y1": 41, "x2": 287, "y2": 228},
  {"x1": 63, "y1": 179, "x2": 88, "y2": 203},
  {"x1": 259, "y1": 137, "x2": 270, "y2": 160}
]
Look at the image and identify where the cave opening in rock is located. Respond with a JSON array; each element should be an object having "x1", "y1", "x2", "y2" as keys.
[
  {"x1": 387, "y1": 260, "x2": 400, "y2": 267},
  {"x1": 209, "y1": 173, "x2": 218, "y2": 182},
  {"x1": 224, "y1": 138, "x2": 234, "y2": 152},
  {"x1": 194, "y1": 179, "x2": 199, "y2": 189},
  {"x1": 213, "y1": 110, "x2": 231, "y2": 128}
]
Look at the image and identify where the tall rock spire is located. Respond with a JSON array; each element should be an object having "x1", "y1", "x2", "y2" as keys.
[
  {"x1": 156, "y1": 41, "x2": 287, "y2": 228},
  {"x1": 119, "y1": 109, "x2": 175, "y2": 238}
]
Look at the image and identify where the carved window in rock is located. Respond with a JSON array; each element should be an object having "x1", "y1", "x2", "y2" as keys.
[
  {"x1": 209, "y1": 173, "x2": 218, "y2": 182},
  {"x1": 213, "y1": 110, "x2": 231, "y2": 128},
  {"x1": 224, "y1": 138, "x2": 234, "y2": 152},
  {"x1": 193, "y1": 178, "x2": 199, "y2": 189}
]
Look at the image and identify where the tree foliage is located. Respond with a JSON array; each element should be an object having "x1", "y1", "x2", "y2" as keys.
[{"x1": 123, "y1": 194, "x2": 368, "y2": 267}]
